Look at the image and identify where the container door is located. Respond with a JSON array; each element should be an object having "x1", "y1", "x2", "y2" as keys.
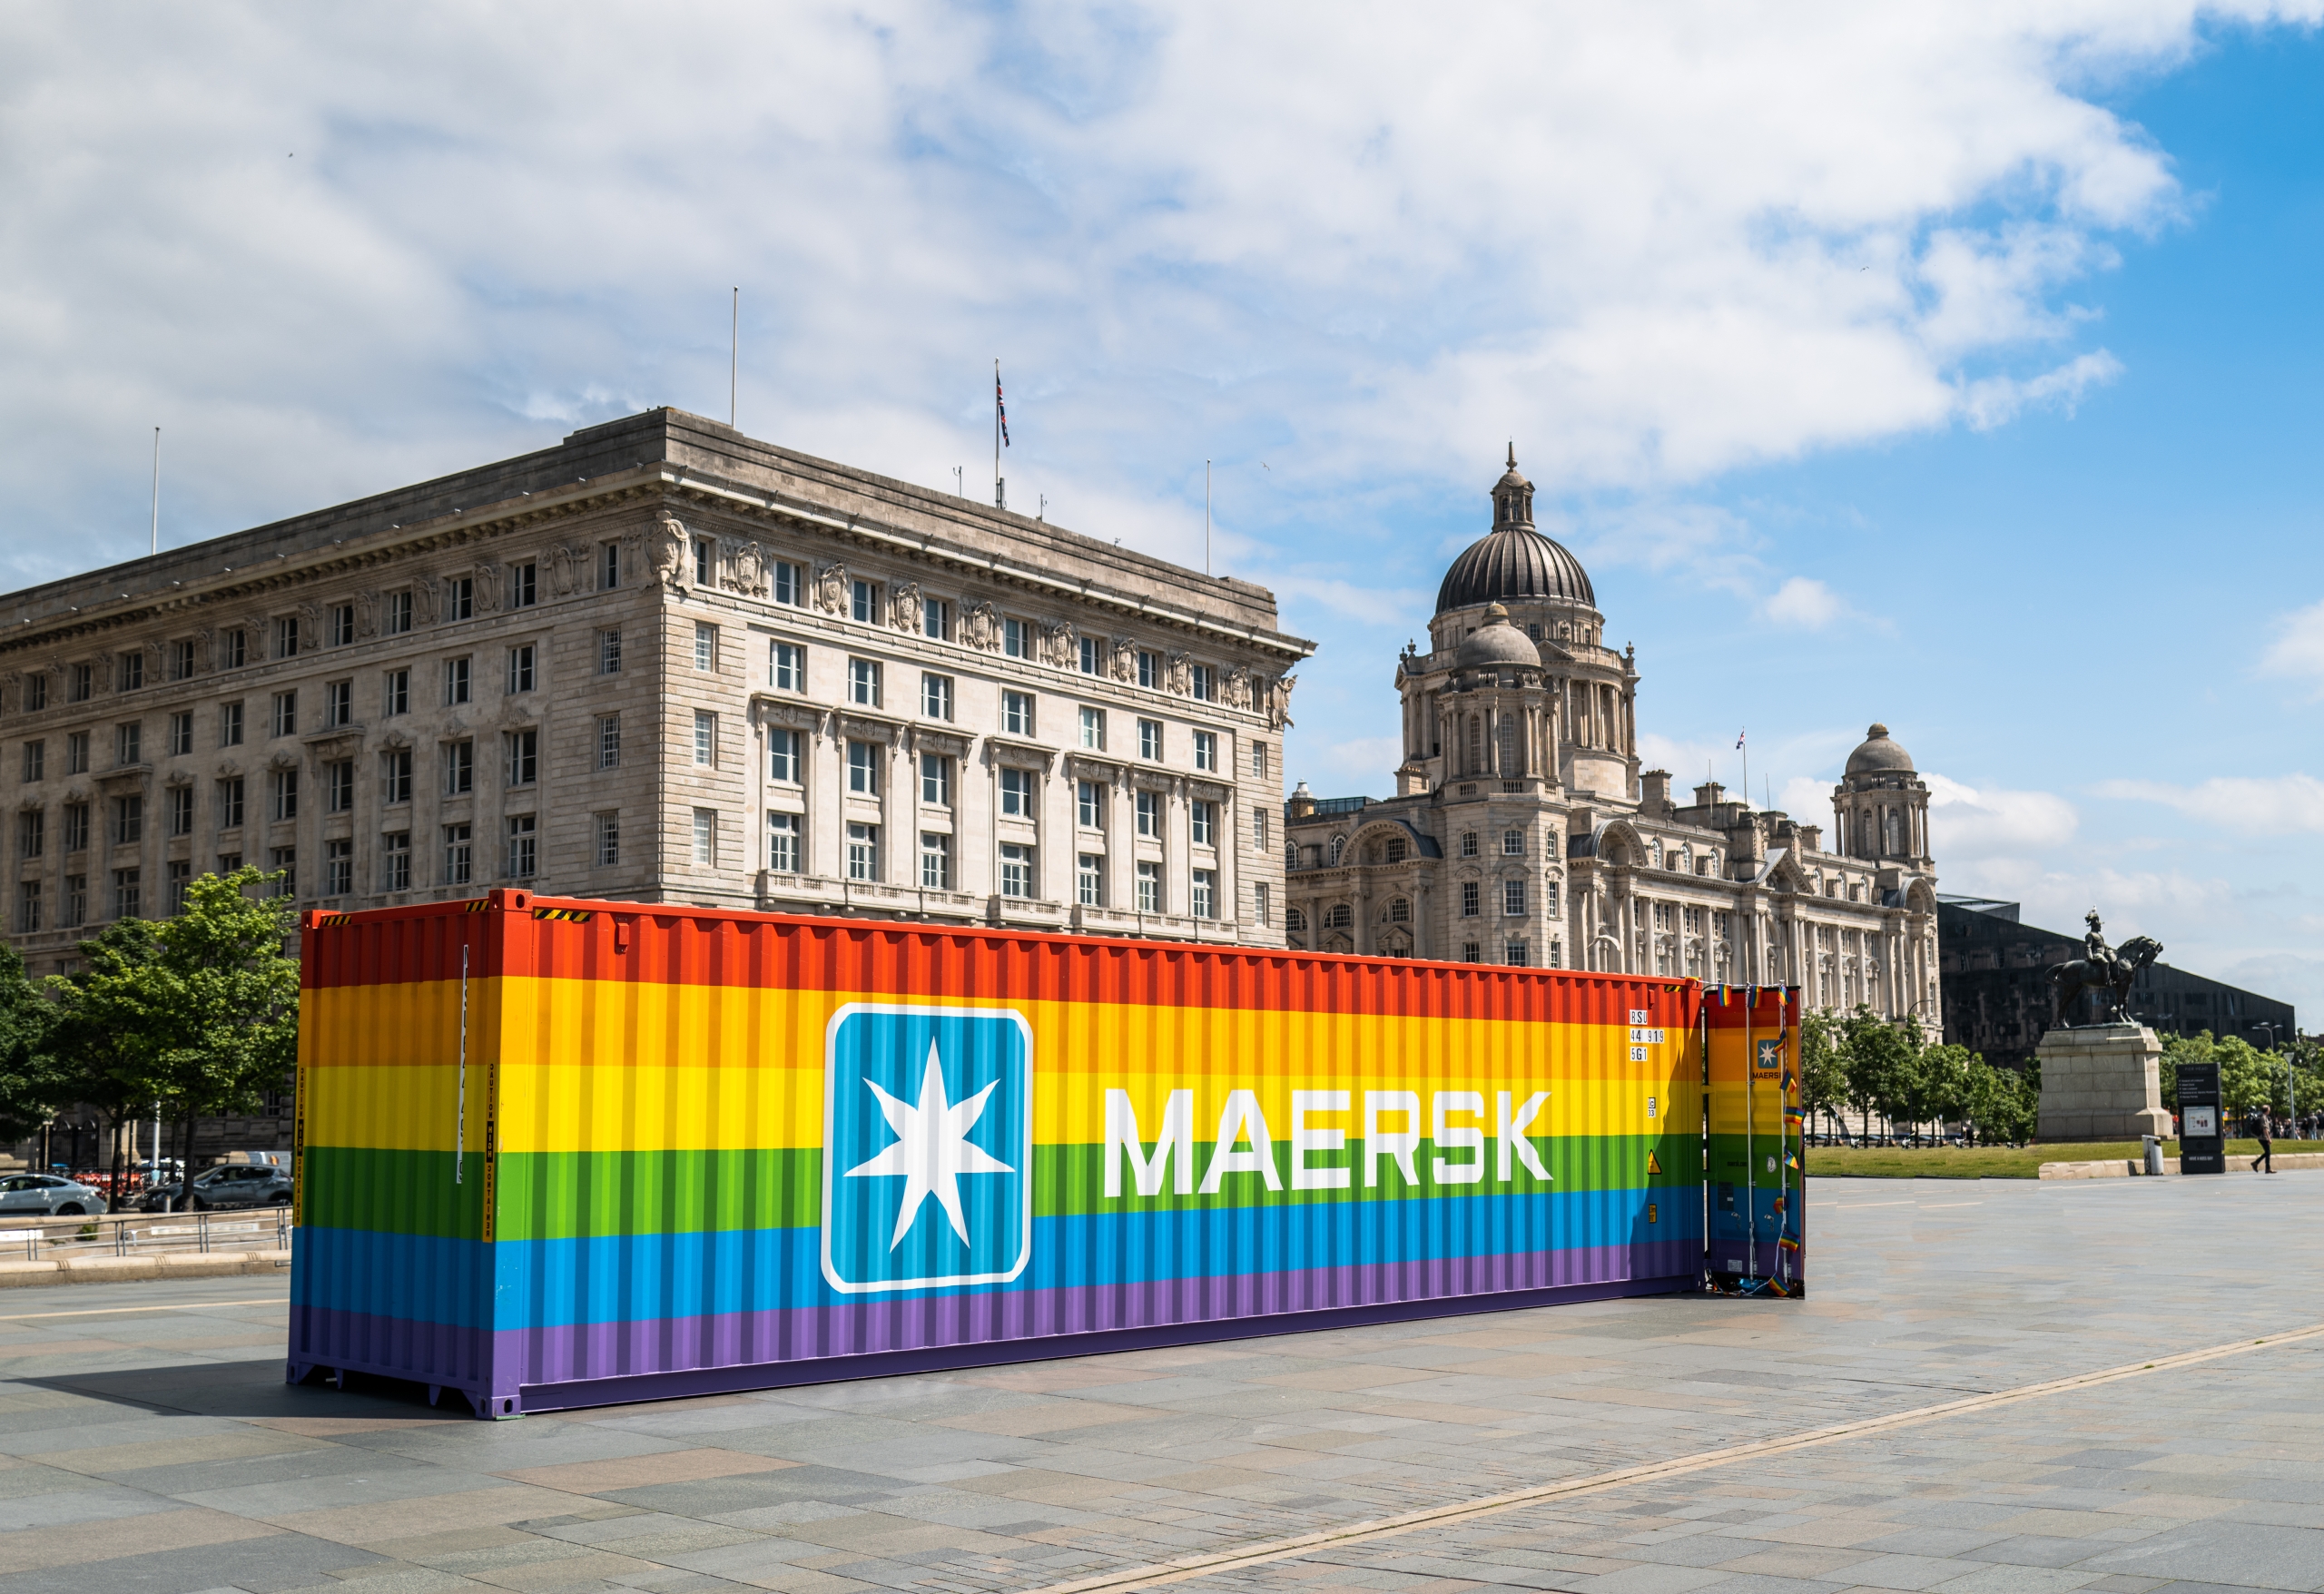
[{"x1": 1704, "y1": 987, "x2": 1804, "y2": 1294}]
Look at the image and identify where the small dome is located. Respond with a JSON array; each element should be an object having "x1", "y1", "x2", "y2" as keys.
[
  {"x1": 1845, "y1": 723, "x2": 1915, "y2": 775},
  {"x1": 1455, "y1": 604, "x2": 1541, "y2": 668}
]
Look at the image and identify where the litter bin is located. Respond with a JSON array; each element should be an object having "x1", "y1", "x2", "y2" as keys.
[
  {"x1": 2142, "y1": 1136, "x2": 2165, "y2": 1176},
  {"x1": 2177, "y1": 1060, "x2": 2224, "y2": 1175}
]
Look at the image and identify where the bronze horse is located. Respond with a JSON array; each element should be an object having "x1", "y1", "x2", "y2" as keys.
[{"x1": 2048, "y1": 934, "x2": 2162, "y2": 1028}]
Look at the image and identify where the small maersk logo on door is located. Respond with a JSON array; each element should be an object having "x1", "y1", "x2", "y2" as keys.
[{"x1": 821, "y1": 1004, "x2": 1033, "y2": 1294}]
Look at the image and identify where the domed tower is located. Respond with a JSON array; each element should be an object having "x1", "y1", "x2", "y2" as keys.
[
  {"x1": 1832, "y1": 723, "x2": 1930, "y2": 865},
  {"x1": 1400, "y1": 448, "x2": 1638, "y2": 802}
]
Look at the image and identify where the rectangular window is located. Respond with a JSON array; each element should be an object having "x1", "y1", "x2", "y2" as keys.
[
  {"x1": 772, "y1": 561, "x2": 802, "y2": 607},
  {"x1": 62, "y1": 801, "x2": 88, "y2": 853},
  {"x1": 846, "y1": 822, "x2": 879, "y2": 881},
  {"x1": 325, "y1": 680, "x2": 352, "y2": 728},
  {"x1": 215, "y1": 779, "x2": 242, "y2": 831},
  {"x1": 600, "y1": 542, "x2": 621, "y2": 590},
  {"x1": 595, "y1": 812, "x2": 621, "y2": 869},
  {"x1": 116, "y1": 722, "x2": 141, "y2": 766},
  {"x1": 769, "y1": 727, "x2": 800, "y2": 783},
  {"x1": 271, "y1": 691, "x2": 297, "y2": 739},
  {"x1": 168, "y1": 639, "x2": 194, "y2": 682},
  {"x1": 694, "y1": 622, "x2": 718, "y2": 672},
  {"x1": 1136, "y1": 859, "x2": 1160, "y2": 913},
  {"x1": 1190, "y1": 800, "x2": 1216, "y2": 848},
  {"x1": 1461, "y1": 881, "x2": 1480, "y2": 918},
  {"x1": 112, "y1": 867, "x2": 141, "y2": 921},
  {"x1": 1191, "y1": 869, "x2": 1216, "y2": 920},
  {"x1": 1504, "y1": 879, "x2": 1526, "y2": 916},
  {"x1": 1000, "y1": 766, "x2": 1033, "y2": 818},
  {"x1": 17, "y1": 809, "x2": 41, "y2": 859},
  {"x1": 1190, "y1": 664, "x2": 1215, "y2": 702},
  {"x1": 771, "y1": 641, "x2": 803, "y2": 691},
  {"x1": 216, "y1": 851, "x2": 241, "y2": 875},
  {"x1": 325, "y1": 838, "x2": 354, "y2": 897},
  {"x1": 1136, "y1": 790, "x2": 1160, "y2": 838},
  {"x1": 20, "y1": 741, "x2": 42, "y2": 783},
  {"x1": 999, "y1": 841, "x2": 1035, "y2": 899},
  {"x1": 119, "y1": 651, "x2": 144, "y2": 692},
  {"x1": 269, "y1": 769, "x2": 297, "y2": 822},
  {"x1": 1078, "y1": 637, "x2": 1101, "y2": 675},
  {"x1": 112, "y1": 793, "x2": 142, "y2": 845},
  {"x1": 1462, "y1": 942, "x2": 1481, "y2": 963},
  {"x1": 507, "y1": 644, "x2": 536, "y2": 694},
  {"x1": 1254, "y1": 881, "x2": 1270, "y2": 927},
  {"x1": 445, "y1": 739, "x2": 474, "y2": 795},
  {"x1": 381, "y1": 750, "x2": 412, "y2": 805},
  {"x1": 851, "y1": 579, "x2": 880, "y2": 624},
  {"x1": 694, "y1": 711, "x2": 717, "y2": 767},
  {"x1": 69, "y1": 662, "x2": 92, "y2": 703},
  {"x1": 597, "y1": 628, "x2": 622, "y2": 674},
  {"x1": 162, "y1": 860, "x2": 185, "y2": 916},
  {"x1": 597, "y1": 714, "x2": 622, "y2": 771},
  {"x1": 1505, "y1": 940, "x2": 1530, "y2": 967},
  {"x1": 848, "y1": 657, "x2": 881, "y2": 706},
  {"x1": 922, "y1": 598, "x2": 950, "y2": 641},
  {"x1": 1137, "y1": 719, "x2": 1161, "y2": 761},
  {"x1": 383, "y1": 669, "x2": 409, "y2": 718},
  {"x1": 1252, "y1": 807, "x2": 1268, "y2": 851},
  {"x1": 694, "y1": 538, "x2": 715, "y2": 588},
  {"x1": 506, "y1": 814, "x2": 537, "y2": 879},
  {"x1": 327, "y1": 759, "x2": 354, "y2": 813},
  {"x1": 22, "y1": 673, "x2": 44, "y2": 713},
  {"x1": 920, "y1": 753, "x2": 950, "y2": 807},
  {"x1": 1003, "y1": 617, "x2": 1029, "y2": 658},
  {"x1": 275, "y1": 615, "x2": 300, "y2": 659},
  {"x1": 15, "y1": 881, "x2": 36, "y2": 933},
  {"x1": 64, "y1": 874, "x2": 85, "y2": 928},
  {"x1": 1137, "y1": 651, "x2": 1157, "y2": 689},
  {"x1": 221, "y1": 701, "x2": 243, "y2": 747},
  {"x1": 385, "y1": 594, "x2": 410, "y2": 636},
  {"x1": 445, "y1": 656, "x2": 470, "y2": 705},
  {"x1": 381, "y1": 831, "x2": 410, "y2": 892},
  {"x1": 66, "y1": 731, "x2": 88, "y2": 774},
  {"x1": 766, "y1": 812, "x2": 799, "y2": 873},
  {"x1": 1078, "y1": 706, "x2": 1106, "y2": 751},
  {"x1": 168, "y1": 712, "x2": 192, "y2": 756},
  {"x1": 1193, "y1": 730, "x2": 1217, "y2": 772},
  {"x1": 330, "y1": 604, "x2": 355, "y2": 648},
  {"x1": 921, "y1": 831, "x2": 952, "y2": 890},
  {"x1": 447, "y1": 576, "x2": 474, "y2": 622},
  {"x1": 921, "y1": 673, "x2": 952, "y2": 720},
  {"x1": 443, "y1": 823, "x2": 472, "y2": 886},
  {"x1": 688, "y1": 809, "x2": 715, "y2": 867},
  {"x1": 507, "y1": 729, "x2": 538, "y2": 786},
  {"x1": 1502, "y1": 829, "x2": 1524, "y2": 856},
  {"x1": 1252, "y1": 742, "x2": 1269, "y2": 780},
  {"x1": 1002, "y1": 690, "x2": 1033, "y2": 736},
  {"x1": 1078, "y1": 852, "x2": 1103, "y2": 906},
  {"x1": 1461, "y1": 831, "x2": 1478, "y2": 858},
  {"x1": 1076, "y1": 780, "x2": 1103, "y2": 829},
  {"x1": 169, "y1": 784, "x2": 193, "y2": 837},
  {"x1": 509, "y1": 561, "x2": 537, "y2": 608},
  {"x1": 270, "y1": 846, "x2": 297, "y2": 897},
  {"x1": 848, "y1": 740, "x2": 880, "y2": 795}
]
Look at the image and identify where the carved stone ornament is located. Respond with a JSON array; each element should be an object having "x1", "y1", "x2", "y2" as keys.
[
  {"x1": 1044, "y1": 620, "x2": 1076, "y2": 668},
  {"x1": 889, "y1": 581, "x2": 923, "y2": 634},
  {"x1": 214, "y1": 761, "x2": 241, "y2": 779},
  {"x1": 378, "y1": 730, "x2": 411, "y2": 751},
  {"x1": 725, "y1": 538, "x2": 769, "y2": 596},
  {"x1": 758, "y1": 701, "x2": 822, "y2": 733},
  {"x1": 268, "y1": 752, "x2": 300, "y2": 772},
  {"x1": 551, "y1": 543, "x2": 584, "y2": 597},
  {"x1": 650, "y1": 512, "x2": 690, "y2": 594},
  {"x1": 474, "y1": 562, "x2": 502, "y2": 614},
  {"x1": 1226, "y1": 664, "x2": 1254, "y2": 711},
  {"x1": 838, "y1": 713, "x2": 898, "y2": 745},
  {"x1": 162, "y1": 772, "x2": 194, "y2": 791},
  {"x1": 412, "y1": 576, "x2": 441, "y2": 625},
  {"x1": 298, "y1": 600, "x2": 324, "y2": 637},
  {"x1": 355, "y1": 593, "x2": 379, "y2": 639},
  {"x1": 1167, "y1": 651, "x2": 1193, "y2": 695},
  {"x1": 1110, "y1": 638, "x2": 1138, "y2": 683},
  {"x1": 814, "y1": 562, "x2": 849, "y2": 615},
  {"x1": 963, "y1": 600, "x2": 1001, "y2": 652},
  {"x1": 1266, "y1": 673, "x2": 1296, "y2": 731}
]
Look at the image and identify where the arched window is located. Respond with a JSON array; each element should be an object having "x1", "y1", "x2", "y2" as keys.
[
  {"x1": 1324, "y1": 903, "x2": 1354, "y2": 930},
  {"x1": 1385, "y1": 836, "x2": 1408, "y2": 863},
  {"x1": 1388, "y1": 897, "x2": 1411, "y2": 922},
  {"x1": 1498, "y1": 720, "x2": 1520, "y2": 774},
  {"x1": 1285, "y1": 908, "x2": 1307, "y2": 932},
  {"x1": 1329, "y1": 834, "x2": 1345, "y2": 865},
  {"x1": 1467, "y1": 715, "x2": 1482, "y2": 772},
  {"x1": 1285, "y1": 841, "x2": 1299, "y2": 870}
]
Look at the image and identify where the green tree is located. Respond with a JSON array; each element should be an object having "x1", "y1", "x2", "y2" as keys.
[
  {"x1": 1960, "y1": 1057, "x2": 2035, "y2": 1145},
  {"x1": 1797, "y1": 1009, "x2": 1849, "y2": 1138},
  {"x1": 44, "y1": 919, "x2": 167, "y2": 1196},
  {"x1": 1840, "y1": 1007, "x2": 1924, "y2": 1143},
  {"x1": 0, "y1": 943, "x2": 65, "y2": 1144},
  {"x1": 1913, "y1": 1043, "x2": 1978, "y2": 1137}
]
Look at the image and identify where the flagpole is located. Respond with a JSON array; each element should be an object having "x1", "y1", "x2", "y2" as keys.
[
  {"x1": 149, "y1": 428, "x2": 160, "y2": 556},
  {"x1": 993, "y1": 359, "x2": 1002, "y2": 510},
  {"x1": 1204, "y1": 460, "x2": 1211, "y2": 576},
  {"x1": 1738, "y1": 730, "x2": 1749, "y2": 812}
]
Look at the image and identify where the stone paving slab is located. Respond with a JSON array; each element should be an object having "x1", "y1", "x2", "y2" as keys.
[{"x1": 0, "y1": 1177, "x2": 2317, "y2": 1594}]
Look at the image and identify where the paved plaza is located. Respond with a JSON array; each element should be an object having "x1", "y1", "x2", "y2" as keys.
[{"x1": 0, "y1": 1176, "x2": 2319, "y2": 1594}]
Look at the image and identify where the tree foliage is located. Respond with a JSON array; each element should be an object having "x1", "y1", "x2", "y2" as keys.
[{"x1": 0, "y1": 943, "x2": 65, "y2": 1143}]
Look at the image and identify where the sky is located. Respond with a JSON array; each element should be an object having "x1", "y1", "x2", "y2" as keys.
[{"x1": 4, "y1": 2, "x2": 2321, "y2": 1026}]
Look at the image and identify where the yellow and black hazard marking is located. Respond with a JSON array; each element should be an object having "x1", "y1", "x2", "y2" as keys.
[
  {"x1": 1646, "y1": 1150, "x2": 1663, "y2": 1176},
  {"x1": 465, "y1": 898, "x2": 491, "y2": 913},
  {"x1": 532, "y1": 907, "x2": 593, "y2": 922},
  {"x1": 311, "y1": 912, "x2": 353, "y2": 928}
]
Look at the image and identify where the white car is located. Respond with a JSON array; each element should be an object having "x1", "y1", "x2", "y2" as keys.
[{"x1": 0, "y1": 1174, "x2": 108, "y2": 1216}]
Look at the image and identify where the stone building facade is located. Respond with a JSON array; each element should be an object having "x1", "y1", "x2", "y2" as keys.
[
  {"x1": 1, "y1": 408, "x2": 1309, "y2": 984},
  {"x1": 1283, "y1": 452, "x2": 1941, "y2": 1028}
]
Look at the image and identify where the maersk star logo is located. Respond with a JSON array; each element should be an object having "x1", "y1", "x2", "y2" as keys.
[{"x1": 822, "y1": 1005, "x2": 1033, "y2": 1294}]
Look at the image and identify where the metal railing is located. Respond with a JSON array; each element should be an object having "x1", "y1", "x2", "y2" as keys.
[{"x1": 2, "y1": 1205, "x2": 291, "y2": 1264}]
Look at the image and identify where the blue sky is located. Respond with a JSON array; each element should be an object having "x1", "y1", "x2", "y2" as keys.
[{"x1": 3, "y1": 3, "x2": 2319, "y2": 1023}]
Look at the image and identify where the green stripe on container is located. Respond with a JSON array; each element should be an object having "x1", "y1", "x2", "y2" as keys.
[{"x1": 300, "y1": 1146, "x2": 492, "y2": 1241}]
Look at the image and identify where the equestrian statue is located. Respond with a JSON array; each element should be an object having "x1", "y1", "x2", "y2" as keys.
[{"x1": 2047, "y1": 910, "x2": 2162, "y2": 1028}]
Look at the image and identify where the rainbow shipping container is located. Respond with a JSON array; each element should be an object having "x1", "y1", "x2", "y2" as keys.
[{"x1": 290, "y1": 893, "x2": 1802, "y2": 1417}]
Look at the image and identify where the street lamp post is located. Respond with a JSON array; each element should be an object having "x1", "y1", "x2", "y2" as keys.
[{"x1": 2249, "y1": 1022, "x2": 2290, "y2": 1131}]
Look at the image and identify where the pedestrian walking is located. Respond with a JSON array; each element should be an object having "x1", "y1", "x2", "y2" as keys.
[{"x1": 2252, "y1": 1111, "x2": 2274, "y2": 1174}]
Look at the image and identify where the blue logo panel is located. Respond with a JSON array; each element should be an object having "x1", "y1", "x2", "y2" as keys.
[{"x1": 821, "y1": 1004, "x2": 1033, "y2": 1294}]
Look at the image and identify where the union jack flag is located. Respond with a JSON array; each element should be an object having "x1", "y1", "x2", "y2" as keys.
[{"x1": 997, "y1": 370, "x2": 1010, "y2": 447}]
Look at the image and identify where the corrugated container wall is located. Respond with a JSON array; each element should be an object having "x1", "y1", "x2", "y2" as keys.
[{"x1": 291, "y1": 892, "x2": 1771, "y2": 1416}]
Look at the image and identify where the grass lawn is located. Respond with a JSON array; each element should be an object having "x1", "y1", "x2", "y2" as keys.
[{"x1": 1806, "y1": 1139, "x2": 2324, "y2": 1179}]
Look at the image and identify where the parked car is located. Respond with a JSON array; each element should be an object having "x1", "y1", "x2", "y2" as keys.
[
  {"x1": 139, "y1": 1164, "x2": 293, "y2": 1212},
  {"x1": 0, "y1": 1174, "x2": 109, "y2": 1216}
]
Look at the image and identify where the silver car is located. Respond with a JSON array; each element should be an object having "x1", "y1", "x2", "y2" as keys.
[
  {"x1": 186, "y1": 1164, "x2": 293, "y2": 1210},
  {"x1": 0, "y1": 1174, "x2": 108, "y2": 1216}
]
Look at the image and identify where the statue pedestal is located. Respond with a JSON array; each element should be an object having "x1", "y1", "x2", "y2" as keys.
[{"x1": 2036, "y1": 1024, "x2": 2171, "y2": 1142}]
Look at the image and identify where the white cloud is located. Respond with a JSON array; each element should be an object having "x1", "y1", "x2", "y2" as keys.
[
  {"x1": 1761, "y1": 576, "x2": 1847, "y2": 630},
  {"x1": 1924, "y1": 771, "x2": 2081, "y2": 861},
  {"x1": 2095, "y1": 772, "x2": 2324, "y2": 835},
  {"x1": 2258, "y1": 598, "x2": 2324, "y2": 692},
  {"x1": 1309, "y1": 736, "x2": 1403, "y2": 792}
]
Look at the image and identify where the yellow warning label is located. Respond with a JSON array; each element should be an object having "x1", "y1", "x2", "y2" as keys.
[
  {"x1": 1647, "y1": 1203, "x2": 1658, "y2": 1224},
  {"x1": 1646, "y1": 1150, "x2": 1663, "y2": 1176}
]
